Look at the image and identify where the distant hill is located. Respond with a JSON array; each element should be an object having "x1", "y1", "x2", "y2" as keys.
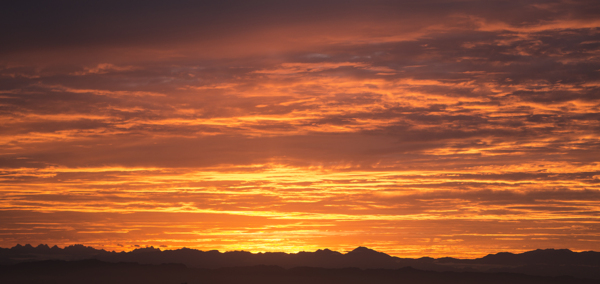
[
  {"x1": 1, "y1": 259, "x2": 597, "y2": 284},
  {"x1": 2, "y1": 245, "x2": 600, "y2": 279}
]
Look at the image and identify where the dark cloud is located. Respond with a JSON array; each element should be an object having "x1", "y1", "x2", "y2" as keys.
[{"x1": 1, "y1": 1, "x2": 597, "y2": 59}]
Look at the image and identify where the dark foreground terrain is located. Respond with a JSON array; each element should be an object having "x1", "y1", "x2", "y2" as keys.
[{"x1": 1, "y1": 259, "x2": 597, "y2": 284}]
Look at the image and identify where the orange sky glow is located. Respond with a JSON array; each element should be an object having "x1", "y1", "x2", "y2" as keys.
[{"x1": 1, "y1": 0, "x2": 600, "y2": 258}]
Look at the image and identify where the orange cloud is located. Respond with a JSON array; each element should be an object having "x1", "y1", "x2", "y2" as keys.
[{"x1": 1, "y1": 0, "x2": 600, "y2": 258}]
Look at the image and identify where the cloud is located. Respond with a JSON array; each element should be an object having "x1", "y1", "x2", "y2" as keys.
[
  {"x1": 0, "y1": 0, "x2": 599, "y2": 257},
  {"x1": 70, "y1": 63, "x2": 137, "y2": 76}
]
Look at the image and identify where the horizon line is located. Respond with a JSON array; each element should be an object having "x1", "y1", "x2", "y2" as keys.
[{"x1": 4, "y1": 243, "x2": 593, "y2": 259}]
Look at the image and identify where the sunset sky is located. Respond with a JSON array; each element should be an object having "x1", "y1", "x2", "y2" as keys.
[{"x1": 1, "y1": 0, "x2": 600, "y2": 258}]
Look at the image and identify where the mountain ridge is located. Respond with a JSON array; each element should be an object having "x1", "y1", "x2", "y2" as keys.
[{"x1": 2, "y1": 244, "x2": 600, "y2": 279}]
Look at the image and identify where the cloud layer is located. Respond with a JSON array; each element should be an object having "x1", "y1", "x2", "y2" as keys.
[{"x1": 1, "y1": 0, "x2": 599, "y2": 257}]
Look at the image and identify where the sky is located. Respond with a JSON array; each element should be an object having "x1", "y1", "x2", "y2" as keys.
[{"x1": 1, "y1": 0, "x2": 600, "y2": 258}]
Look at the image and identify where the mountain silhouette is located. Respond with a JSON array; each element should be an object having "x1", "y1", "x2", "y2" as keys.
[
  {"x1": 476, "y1": 249, "x2": 600, "y2": 266},
  {"x1": 2, "y1": 245, "x2": 600, "y2": 279}
]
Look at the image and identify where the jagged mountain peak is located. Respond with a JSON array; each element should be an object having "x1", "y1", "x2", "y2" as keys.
[
  {"x1": 347, "y1": 246, "x2": 381, "y2": 254},
  {"x1": 131, "y1": 246, "x2": 161, "y2": 253},
  {"x1": 315, "y1": 248, "x2": 341, "y2": 255}
]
